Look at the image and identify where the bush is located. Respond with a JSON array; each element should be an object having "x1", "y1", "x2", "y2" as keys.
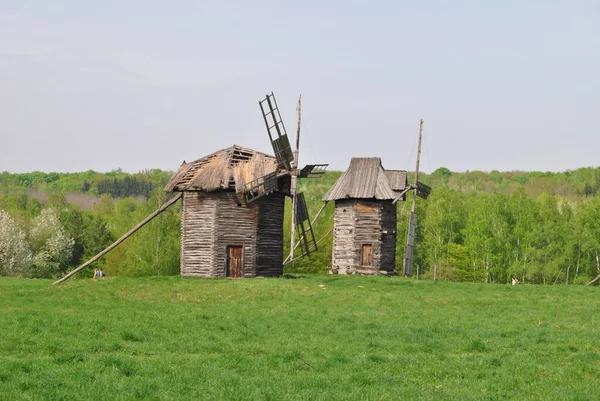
[
  {"x1": 28, "y1": 209, "x2": 74, "y2": 278},
  {"x1": 0, "y1": 210, "x2": 30, "y2": 276}
]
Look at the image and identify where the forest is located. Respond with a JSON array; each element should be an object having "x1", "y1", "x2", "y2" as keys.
[{"x1": 1, "y1": 166, "x2": 600, "y2": 284}]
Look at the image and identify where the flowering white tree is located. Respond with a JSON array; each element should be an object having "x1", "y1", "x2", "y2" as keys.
[
  {"x1": 29, "y1": 208, "x2": 74, "y2": 278},
  {"x1": 0, "y1": 210, "x2": 30, "y2": 276}
]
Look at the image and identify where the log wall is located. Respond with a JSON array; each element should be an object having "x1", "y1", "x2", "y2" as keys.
[
  {"x1": 331, "y1": 199, "x2": 397, "y2": 275},
  {"x1": 331, "y1": 200, "x2": 357, "y2": 274},
  {"x1": 181, "y1": 192, "x2": 217, "y2": 276},
  {"x1": 180, "y1": 191, "x2": 284, "y2": 278},
  {"x1": 214, "y1": 192, "x2": 258, "y2": 278}
]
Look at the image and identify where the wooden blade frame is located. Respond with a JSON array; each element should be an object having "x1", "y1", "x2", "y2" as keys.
[
  {"x1": 244, "y1": 171, "x2": 278, "y2": 203},
  {"x1": 298, "y1": 164, "x2": 328, "y2": 178},
  {"x1": 259, "y1": 92, "x2": 293, "y2": 171},
  {"x1": 416, "y1": 181, "x2": 431, "y2": 199},
  {"x1": 293, "y1": 192, "x2": 318, "y2": 256}
]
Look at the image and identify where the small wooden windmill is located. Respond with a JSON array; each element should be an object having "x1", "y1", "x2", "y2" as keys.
[
  {"x1": 245, "y1": 92, "x2": 328, "y2": 262},
  {"x1": 393, "y1": 119, "x2": 431, "y2": 276}
]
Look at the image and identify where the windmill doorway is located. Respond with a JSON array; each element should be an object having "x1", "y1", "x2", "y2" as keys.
[
  {"x1": 361, "y1": 244, "x2": 373, "y2": 267},
  {"x1": 226, "y1": 246, "x2": 243, "y2": 278}
]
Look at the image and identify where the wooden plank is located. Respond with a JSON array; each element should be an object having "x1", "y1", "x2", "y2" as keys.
[
  {"x1": 361, "y1": 244, "x2": 373, "y2": 266},
  {"x1": 585, "y1": 274, "x2": 600, "y2": 286},
  {"x1": 355, "y1": 204, "x2": 378, "y2": 213},
  {"x1": 181, "y1": 192, "x2": 217, "y2": 277},
  {"x1": 227, "y1": 246, "x2": 243, "y2": 278}
]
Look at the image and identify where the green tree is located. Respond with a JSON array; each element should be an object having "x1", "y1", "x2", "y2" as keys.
[{"x1": 420, "y1": 188, "x2": 466, "y2": 280}]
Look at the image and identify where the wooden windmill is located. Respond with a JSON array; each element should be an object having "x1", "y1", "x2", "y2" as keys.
[
  {"x1": 392, "y1": 119, "x2": 431, "y2": 276},
  {"x1": 245, "y1": 92, "x2": 328, "y2": 262},
  {"x1": 54, "y1": 92, "x2": 327, "y2": 283}
]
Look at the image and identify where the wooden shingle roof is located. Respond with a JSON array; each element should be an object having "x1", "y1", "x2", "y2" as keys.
[
  {"x1": 165, "y1": 145, "x2": 278, "y2": 193},
  {"x1": 323, "y1": 158, "x2": 407, "y2": 201},
  {"x1": 384, "y1": 170, "x2": 408, "y2": 191}
]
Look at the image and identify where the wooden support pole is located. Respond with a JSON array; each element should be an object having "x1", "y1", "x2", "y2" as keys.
[
  {"x1": 284, "y1": 228, "x2": 332, "y2": 265},
  {"x1": 404, "y1": 119, "x2": 423, "y2": 277},
  {"x1": 284, "y1": 202, "x2": 328, "y2": 264},
  {"x1": 585, "y1": 274, "x2": 600, "y2": 286},
  {"x1": 53, "y1": 192, "x2": 182, "y2": 285},
  {"x1": 290, "y1": 95, "x2": 301, "y2": 264}
]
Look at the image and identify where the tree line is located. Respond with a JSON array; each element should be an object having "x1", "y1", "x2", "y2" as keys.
[
  {"x1": 0, "y1": 169, "x2": 171, "y2": 198},
  {"x1": 395, "y1": 188, "x2": 600, "y2": 285},
  {"x1": 2, "y1": 167, "x2": 600, "y2": 283}
]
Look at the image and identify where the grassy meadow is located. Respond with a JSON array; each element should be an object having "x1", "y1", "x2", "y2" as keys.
[{"x1": 0, "y1": 275, "x2": 598, "y2": 400}]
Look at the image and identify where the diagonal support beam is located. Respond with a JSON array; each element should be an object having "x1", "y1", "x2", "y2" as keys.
[
  {"x1": 53, "y1": 192, "x2": 183, "y2": 285},
  {"x1": 392, "y1": 186, "x2": 414, "y2": 204}
]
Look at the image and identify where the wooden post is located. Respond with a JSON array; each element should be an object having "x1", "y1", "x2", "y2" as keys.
[
  {"x1": 284, "y1": 228, "x2": 332, "y2": 265},
  {"x1": 585, "y1": 274, "x2": 600, "y2": 286},
  {"x1": 404, "y1": 119, "x2": 423, "y2": 277},
  {"x1": 53, "y1": 192, "x2": 182, "y2": 284},
  {"x1": 585, "y1": 255, "x2": 600, "y2": 286},
  {"x1": 289, "y1": 95, "x2": 301, "y2": 264},
  {"x1": 413, "y1": 119, "x2": 424, "y2": 207}
]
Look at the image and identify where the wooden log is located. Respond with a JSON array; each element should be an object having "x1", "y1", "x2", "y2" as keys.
[
  {"x1": 585, "y1": 274, "x2": 600, "y2": 286},
  {"x1": 53, "y1": 193, "x2": 182, "y2": 284}
]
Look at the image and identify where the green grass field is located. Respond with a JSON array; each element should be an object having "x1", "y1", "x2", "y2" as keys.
[{"x1": 1, "y1": 276, "x2": 598, "y2": 400}]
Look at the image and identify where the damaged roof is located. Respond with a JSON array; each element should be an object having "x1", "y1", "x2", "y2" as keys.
[
  {"x1": 165, "y1": 145, "x2": 278, "y2": 193},
  {"x1": 323, "y1": 158, "x2": 408, "y2": 201}
]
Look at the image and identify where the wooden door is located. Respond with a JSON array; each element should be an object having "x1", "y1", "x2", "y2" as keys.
[
  {"x1": 227, "y1": 246, "x2": 243, "y2": 278},
  {"x1": 361, "y1": 244, "x2": 373, "y2": 267}
]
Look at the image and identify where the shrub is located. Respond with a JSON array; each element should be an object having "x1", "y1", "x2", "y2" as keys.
[{"x1": 0, "y1": 210, "x2": 30, "y2": 276}]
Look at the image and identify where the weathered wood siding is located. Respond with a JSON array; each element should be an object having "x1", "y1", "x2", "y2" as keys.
[
  {"x1": 353, "y1": 200, "x2": 383, "y2": 272},
  {"x1": 331, "y1": 199, "x2": 397, "y2": 274},
  {"x1": 214, "y1": 192, "x2": 258, "y2": 278},
  {"x1": 331, "y1": 200, "x2": 357, "y2": 274},
  {"x1": 181, "y1": 191, "x2": 217, "y2": 277},
  {"x1": 181, "y1": 191, "x2": 284, "y2": 278},
  {"x1": 256, "y1": 193, "x2": 285, "y2": 277}
]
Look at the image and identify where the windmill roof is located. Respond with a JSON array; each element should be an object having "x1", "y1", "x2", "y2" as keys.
[
  {"x1": 322, "y1": 158, "x2": 408, "y2": 201},
  {"x1": 165, "y1": 145, "x2": 279, "y2": 193},
  {"x1": 384, "y1": 170, "x2": 408, "y2": 191}
]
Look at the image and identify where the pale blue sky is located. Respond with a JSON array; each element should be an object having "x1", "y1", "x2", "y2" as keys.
[{"x1": 1, "y1": 0, "x2": 598, "y2": 173}]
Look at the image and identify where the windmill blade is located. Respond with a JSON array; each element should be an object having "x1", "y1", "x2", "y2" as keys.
[
  {"x1": 292, "y1": 192, "x2": 318, "y2": 256},
  {"x1": 298, "y1": 164, "x2": 328, "y2": 178},
  {"x1": 416, "y1": 181, "x2": 431, "y2": 199},
  {"x1": 259, "y1": 92, "x2": 294, "y2": 171},
  {"x1": 244, "y1": 171, "x2": 279, "y2": 203},
  {"x1": 284, "y1": 228, "x2": 332, "y2": 265},
  {"x1": 284, "y1": 202, "x2": 329, "y2": 264}
]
